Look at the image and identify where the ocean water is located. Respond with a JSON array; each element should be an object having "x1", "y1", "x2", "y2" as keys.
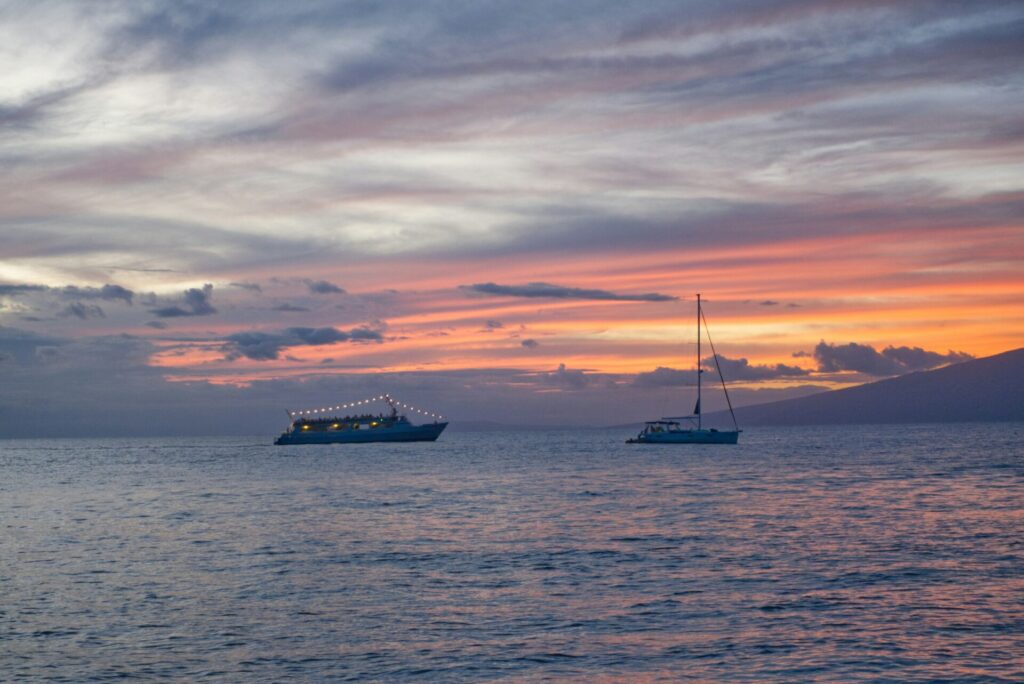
[{"x1": 2, "y1": 424, "x2": 1022, "y2": 682}]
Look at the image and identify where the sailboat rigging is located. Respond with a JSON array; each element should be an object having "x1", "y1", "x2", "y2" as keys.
[{"x1": 627, "y1": 294, "x2": 741, "y2": 444}]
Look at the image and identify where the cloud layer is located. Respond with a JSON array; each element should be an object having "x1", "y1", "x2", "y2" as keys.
[
  {"x1": 466, "y1": 282, "x2": 677, "y2": 302},
  {"x1": 634, "y1": 355, "x2": 810, "y2": 386},
  {"x1": 224, "y1": 326, "x2": 383, "y2": 360},
  {"x1": 149, "y1": 284, "x2": 217, "y2": 318},
  {"x1": 813, "y1": 342, "x2": 973, "y2": 376}
]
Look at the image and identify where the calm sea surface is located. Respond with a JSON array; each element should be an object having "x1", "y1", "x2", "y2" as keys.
[{"x1": 2, "y1": 424, "x2": 1022, "y2": 682}]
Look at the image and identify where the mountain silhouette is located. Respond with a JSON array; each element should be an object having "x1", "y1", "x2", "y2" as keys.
[{"x1": 716, "y1": 347, "x2": 1024, "y2": 425}]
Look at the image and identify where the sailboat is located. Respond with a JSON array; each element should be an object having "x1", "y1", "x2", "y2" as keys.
[{"x1": 627, "y1": 294, "x2": 741, "y2": 444}]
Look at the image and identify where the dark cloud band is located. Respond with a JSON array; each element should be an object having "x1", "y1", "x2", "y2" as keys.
[
  {"x1": 0, "y1": 282, "x2": 133, "y2": 304},
  {"x1": 149, "y1": 284, "x2": 217, "y2": 318},
  {"x1": 813, "y1": 342, "x2": 973, "y2": 376},
  {"x1": 464, "y1": 282, "x2": 677, "y2": 302},
  {"x1": 224, "y1": 325, "x2": 383, "y2": 360}
]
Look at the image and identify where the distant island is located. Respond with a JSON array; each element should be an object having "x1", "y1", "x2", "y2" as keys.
[{"x1": 709, "y1": 347, "x2": 1024, "y2": 426}]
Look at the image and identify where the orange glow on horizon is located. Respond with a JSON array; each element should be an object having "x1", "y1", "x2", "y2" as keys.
[{"x1": 125, "y1": 220, "x2": 1024, "y2": 386}]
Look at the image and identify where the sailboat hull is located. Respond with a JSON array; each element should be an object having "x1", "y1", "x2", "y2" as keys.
[{"x1": 628, "y1": 429, "x2": 740, "y2": 445}]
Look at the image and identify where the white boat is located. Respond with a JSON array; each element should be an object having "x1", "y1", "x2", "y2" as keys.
[
  {"x1": 275, "y1": 394, "x2": 447, "y2": 445},
  {"x1": 628, "y1": 294, "x2": 741, "y2": 445}
]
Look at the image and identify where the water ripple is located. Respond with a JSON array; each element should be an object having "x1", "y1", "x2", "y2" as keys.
[{"x1": 1, "y1": 424, "x2": 1022, "y2": 681}]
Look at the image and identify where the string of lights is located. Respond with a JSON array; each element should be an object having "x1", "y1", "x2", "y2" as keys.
[
  {"x1": 288, "y1": 394, "x2": 387, "y2": 417},
  {"x1": 392, "y1": 400, "x2": 445, "y2": 421},
  {"x1": 288, "y1": 394, "x2": 444, "y2": 420}
]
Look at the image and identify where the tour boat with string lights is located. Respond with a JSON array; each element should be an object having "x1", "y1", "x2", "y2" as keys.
[{"x1": 274, "y1": 394, "x2": 448, "y2": 445}]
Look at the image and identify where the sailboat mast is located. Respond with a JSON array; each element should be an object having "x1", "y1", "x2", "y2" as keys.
[{"x1": 697, "y1": 293, "x2": 702, "y2": 430}]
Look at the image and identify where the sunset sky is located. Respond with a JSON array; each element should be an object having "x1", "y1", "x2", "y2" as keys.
[{"x1": 2, "y1": 0, "x2": 1022, "y2": 435}]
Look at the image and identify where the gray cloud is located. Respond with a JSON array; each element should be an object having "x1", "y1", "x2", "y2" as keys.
[
  {"x1": 814, "y1": 342, "x2": 906, "y2": 375},
  {"x1": 465, "y1": 282, "x2": 677, "y2": 302},
  {"x1": 34, "y1": 345, "x2": 61, "y2": 362},
  {"x1": 521, "y1": 338, "x2": 539, "y2": 348},
  {"x1": 881, "y1": 345, "x2": 975, "y2": 372},
  {"x1": 110, "y1": 266, "x2": 176, "y2": 273},
  {"x1": 638, "y1": 345, "x2": 969, "y2": 385},
  {"x1": 617, "y1": 356, "x2": 810, "y2": 387},
  {"x1": 305, "y1": 280, "x2": 345, "y2": 295},
  {"x1": 633, "y1": 354, "x2": 809, "y2": 386},
  {"x1": 541, "y1": 363, "x2": 592, "y2": 390},
  {"x1": 271, "y1": 303, "x2": 310, "y2": 312},
  {"x1": 633, "y1": 367, "x2": 699, "y2": 387},
  {"x1": 1, "y1": 216, "x2": 315, "y2": 281},
  {"x1": 813, "y1": 341, "x2": 973, "y2": 376},
  {"x1": 0, "y1": 76, "x2": 111, "y2": 129},
  {"x1": 0, "y1": 327, "x2": 66, "y2": 364},
  {"x1": 707, "y1": 355, "x2": 809, "y2": 382},
  {"x1": 105, "y1": 4, "x2": 240, "y2": 72},
  {"x1": 230, "y1": 281, "x2": 262, "y2": 292},
  {"x1": 0, "y1": 283, "x2": 133, "y2": 304},
  {"x1": 482, "y1": 192, "x2": 1024, "y2": 260},
  {"x1": 0, "y1": 284, "x2": 48, "y2": 296},
  {"x1": 61, "y1": 284, "x2": 134, "y2": 304},
  {"x1": 224, "y1": 325, "x2": 383, "y2": 361},
  {"x1": 312, "y1": 2, "x2": 1023, "y2": 104},
  {"x1": 149, "y1": 284, "x2": 217, "y2": 318},
  {"x1": 58, "y1": 302, "x2": 106, "y2": 320}
]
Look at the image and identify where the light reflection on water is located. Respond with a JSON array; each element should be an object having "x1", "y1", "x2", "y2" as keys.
[{"x1": 2, "y1": 424, "x2": 1022, "y2": 681}]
